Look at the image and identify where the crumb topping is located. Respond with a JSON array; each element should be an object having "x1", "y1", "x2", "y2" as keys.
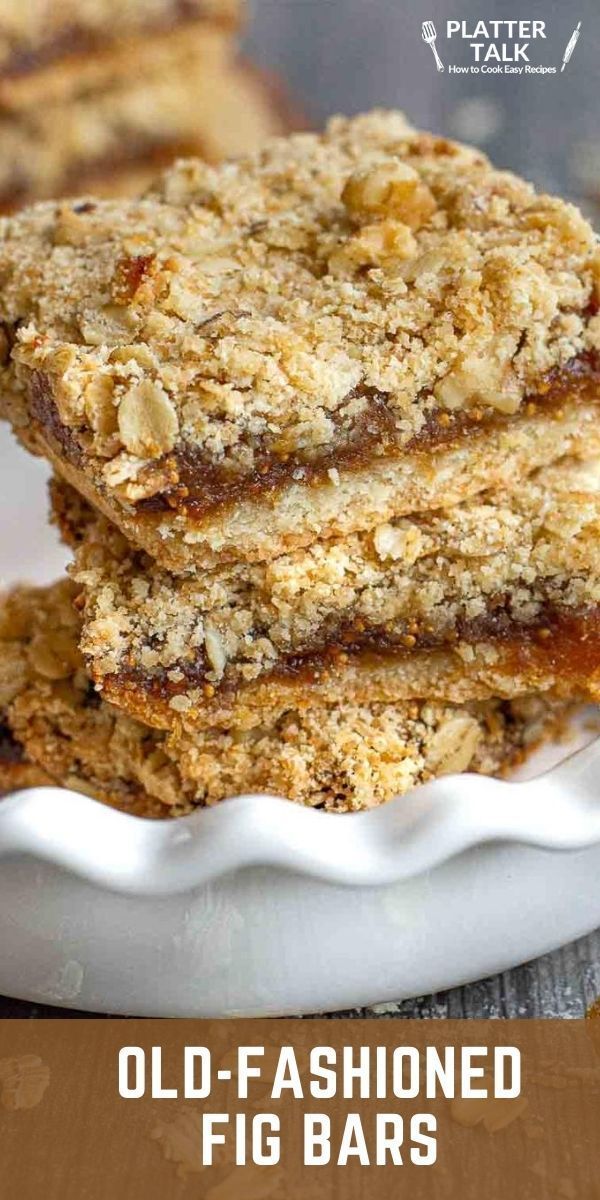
[{"x1": 0, "y1": 110, "x2": 598, "y2": 510}]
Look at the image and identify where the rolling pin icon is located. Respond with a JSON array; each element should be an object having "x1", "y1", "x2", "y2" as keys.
[{"x1": 561, "y1": 21, "x2": 581, "y2": 71}]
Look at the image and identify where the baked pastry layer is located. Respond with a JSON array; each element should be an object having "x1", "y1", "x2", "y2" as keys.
[
  {"x1": 0, "y1": 579, "x2": 568, "y2": 815},
  {"x1": 55, "y1": 456, "x2": 600, "y2": 729},
  {"x1": 1, "y1": 110, "x2": 599, "y2": 567},
  {"x1": 24, "y1": 395, "x2": 600, "y2": 574},
  {"x1": 0, "y1": 28, "x2": 287, "y2": 209},
  {"x1": 0, "y1": 0, "x2": 241, "y2": 79}
]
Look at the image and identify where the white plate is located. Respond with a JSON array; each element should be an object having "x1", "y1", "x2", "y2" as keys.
[{"x1": 1, "y1": 423, "x2": 600, "y2": 1015}]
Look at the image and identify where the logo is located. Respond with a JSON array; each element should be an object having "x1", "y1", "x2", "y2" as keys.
[
  {"x1": 561, "y1": 21, "x2": 581, "y2": 71},
  {"x1": 422, "y1": 21, "x2": 445, "y2": 72},
  {"x1": 421, "y1": 19, "x2": 582, "y2": 76}
]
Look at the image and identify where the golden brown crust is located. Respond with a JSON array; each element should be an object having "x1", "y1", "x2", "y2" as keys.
[
  {"x1": 0, "y1": 579, "x2": 569, "y2": 814},
  {"x1": 91, "y1": 625, "x2": 600, "y2": 734},
  {"x1": 1, "y1": 110, "x2": 599, "y2": 567},
  {"x1": 51, "y1": 456, "x2": 600, "y2": 729},
  {"x1": 12, "y1": 375, "x2": 600, "y2": 572}
]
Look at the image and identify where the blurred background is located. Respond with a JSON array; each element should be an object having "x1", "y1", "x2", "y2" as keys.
[
  {"x1": 245, "y1": 0, "x2": 600, "y2": 218},
  {"x1": 0, "y1": 0, "x2": 596, "y2": 216}
]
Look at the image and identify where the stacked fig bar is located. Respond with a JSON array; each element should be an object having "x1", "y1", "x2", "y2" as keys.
[
  {"x1": 0, "y1": 0, "x2": 288, "y2": 210},
  {"x1": 1, "y1": 110, "x2": 599, "y2": 814}
]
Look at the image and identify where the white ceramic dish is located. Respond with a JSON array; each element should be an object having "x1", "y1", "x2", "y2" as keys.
[
  {"x1": 1, "y1": 423, "x2": 600, "y2": 1015},
  {"x1": 2, "y1": 736, "x2": 600, "y2": 897}
]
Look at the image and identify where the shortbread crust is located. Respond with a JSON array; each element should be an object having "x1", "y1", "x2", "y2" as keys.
[{"x1": 1, "y1": 111, "x2": 599, "y2": 568}]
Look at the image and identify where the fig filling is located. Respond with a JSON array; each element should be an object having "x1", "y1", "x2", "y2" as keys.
[
  {"x1": 26, "y1": 350, "x2": 600, "y2": 522},
  {"x1": 98, "y1": 605, "x2": 600, "y2": 706},
  {"x1": 0, "y1": 723, "x2": 25, "y2": 764}
]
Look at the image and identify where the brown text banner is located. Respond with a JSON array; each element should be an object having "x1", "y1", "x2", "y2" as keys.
[{"x1": 0, "y1": 1019, "x2": 599, "y2": 1198}]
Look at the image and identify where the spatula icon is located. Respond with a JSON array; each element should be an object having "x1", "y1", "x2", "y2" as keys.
[{"x1": 422, "y1": 21, "x2": 444, "y2": 71}]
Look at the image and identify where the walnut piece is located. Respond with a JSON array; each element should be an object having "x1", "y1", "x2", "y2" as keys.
[
  {"x1": 435, "y1": 338, "x2": 521, "y2": 414},
  {"x1": 330, "y1": 220, "x2": 417, "y2": 275},
  {"x1": 373, "y1": 521, "x2": 423, "y2": 564},
  {"x1": 342, "y1": 161, "x2": 437, "y2": 230},
  {"x1": 0, "y1": 1055, "x2": 50, "y2": 1111}
]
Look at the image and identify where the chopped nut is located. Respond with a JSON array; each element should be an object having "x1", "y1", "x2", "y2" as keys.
[
  {"x1": 342, "y1": 162, "x2": 436, "y2": 230},
  {"x1": 117, "y1": 380, "x2": 179, "y2": 458},
  {"x1": 435, "y1": 339, "x2": 521, "y2": 414},
  {"x1": 0, "y1": 1055, "x2": 50, "y2": 1111},
  {"x1": 84, "y1": 375, "x2": 117, "y2": 437},
  {"x1": 330, "y1": 220, "x2": 417, "y2": 275},
  {"x1": 373, "y1": 521, "x2": 424, "y2": 564},
  {"x1": 110, "y1": 344, "x2": 156, "y2": 370},
  {"x1": 111, "y1": 253, "x2": 156, "y2": 305},
  {"x1": 47, "y1": 345, "x2": 76, "y2": 376},
  {"x1": 53, "y1": 204, "x2": 95, "y2": 248},
  {"x1": 451, "y1": 1093, "x2": 529, "y2": 1133}
]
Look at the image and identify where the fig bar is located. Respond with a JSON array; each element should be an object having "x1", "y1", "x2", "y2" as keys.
[
  {"x1": 54, "y1": 456, "x2": 600, "y2": 731},
  {"x1": 0, "y1": 110, "x2": 599, "y2": 569},
  {"x1": 0, "y1": 25, "x2": 288, "y2": 210},
  {"x1": 0, "y1": 0, "x2": 241, "y2": 78},
  {"x1": 0, "y1": 580, "x2": 568, "y2": 815}
]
